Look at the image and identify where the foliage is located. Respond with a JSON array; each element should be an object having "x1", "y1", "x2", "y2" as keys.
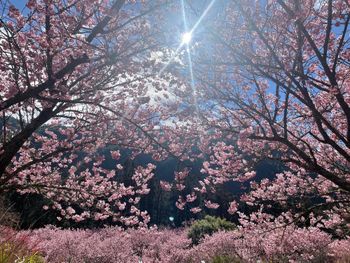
[
  {"x1": 0, "y1": 247, "x2": 44, "y2": 263},
  {"x1": 0, "y1": 227, "x2": 44, "y2": 263},
  {"x1": 188, "y1": 216, "x2": 235, "y2": 245}
]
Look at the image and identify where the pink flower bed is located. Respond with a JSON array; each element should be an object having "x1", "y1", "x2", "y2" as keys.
[{"x1": 10, "y1": 226, "x2": 348, "y2": 263}]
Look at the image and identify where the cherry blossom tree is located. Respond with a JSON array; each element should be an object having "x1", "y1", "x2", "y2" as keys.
[
  {"x1": 170, "y1": 0, "x2": 350, "y2": 233},
  {"x1": 0, "y1": 0, "x2": 183, "y2": 225}
]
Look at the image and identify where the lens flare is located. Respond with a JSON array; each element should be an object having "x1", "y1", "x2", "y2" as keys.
[
  {"x1": 159, "y1": 0, "x2": 216, "y2": 76},
  {"x1": 181, "y1": 32, "x2": 192, "y2": 44}
]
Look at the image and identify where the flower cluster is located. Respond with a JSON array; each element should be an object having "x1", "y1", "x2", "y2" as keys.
[{"x1": 17, "y1": 225, "x2": 350, "y2": 262}]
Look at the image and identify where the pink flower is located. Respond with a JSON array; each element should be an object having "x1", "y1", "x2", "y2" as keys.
[
  {"x1": 66, "y1": 206, "x2": 76, "y2": 215},
  {"x1": 186, "y1": 193, "x2": 197, "y2": 203},
  {"x1": 160, "y1": 181, "x2": 172, "y2": 191},
  {"x1": 228, "y1": 201, "x2": 238, "y2": 214},
  {"x1": 190, "y1": 207, "x2": 202, "y2": 214},
  {"x1": 204, "y1": 200, "x2": 219, "y2": 209},
  {"x1": 110, "y1": 150, "x2": 121, "y2": 160},
  {"x1": 176, "y1": 197, "x2": 186, "y2": 210}
]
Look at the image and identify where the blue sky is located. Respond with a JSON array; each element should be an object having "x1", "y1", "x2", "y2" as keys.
[{"x1": 12, "y1": 0, "x2": 26, "y2": 9}]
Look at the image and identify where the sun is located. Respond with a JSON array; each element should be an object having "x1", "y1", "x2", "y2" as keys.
[{"x1": 181, "y1": 32, "x2": 192, "y2": 44}]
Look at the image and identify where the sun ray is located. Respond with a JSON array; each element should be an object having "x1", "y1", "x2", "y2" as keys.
[
  {"x1": 188, "y1": 0, "x2": 216, "y2": 35},
  {"x1": 159, "y1": 0, "x2": 216, "y2": 76},
  {"x1": 181, "y1": 0, "x2": 200, "y2": 118}
]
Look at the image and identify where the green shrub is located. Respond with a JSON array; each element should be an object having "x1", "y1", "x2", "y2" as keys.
[
  {"x1": 188, "y1": 216, "x2": 236, "y2": 245},
  {"x1": 22, "y1": 254, "x2": 45, "y2": 263},
  {"x1": 0, "y1": 242, "x2": 45, "y2": 263}
]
